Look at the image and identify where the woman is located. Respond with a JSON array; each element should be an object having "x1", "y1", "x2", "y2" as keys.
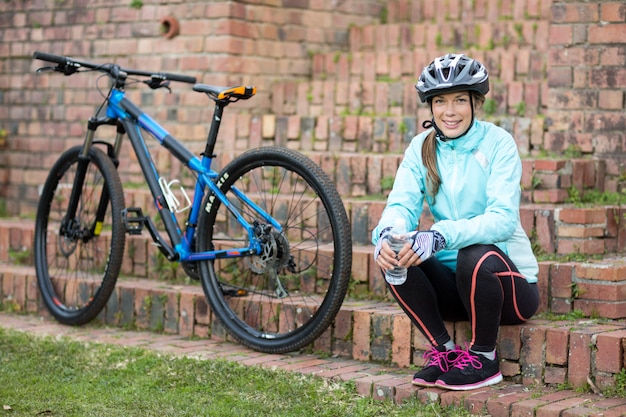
[{"x1": 372, "y1": 53, "x2": 539, "y2": 391}]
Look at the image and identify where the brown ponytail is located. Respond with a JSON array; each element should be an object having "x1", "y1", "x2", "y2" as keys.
[{"x1": 422, "y1": 130, "x2": 441, "y2": 199}]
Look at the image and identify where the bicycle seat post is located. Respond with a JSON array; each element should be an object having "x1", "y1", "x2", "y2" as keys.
[{"x1": 203, "y1": 101, "x2": 226, "y2": 160}]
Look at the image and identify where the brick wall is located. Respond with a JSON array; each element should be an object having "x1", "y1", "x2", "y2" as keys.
[
  {"x1": 0, "y1": 0, "x2": 381, "y2": 216},
  {"x1": 0, "y1": 0, "x2": 625, "y2": 217},
  {"x1": 547, "y1": 1, "x2": 626, "y2": 191}
]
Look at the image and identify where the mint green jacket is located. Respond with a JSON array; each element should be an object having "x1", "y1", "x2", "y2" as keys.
[{"x1": 372, "y1": 120, "x2": 539, "y2": 283}]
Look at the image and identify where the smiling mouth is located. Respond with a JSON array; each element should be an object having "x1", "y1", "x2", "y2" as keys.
[{"x1": 443, "y1": 121, "x2": 462, "y2": 129}]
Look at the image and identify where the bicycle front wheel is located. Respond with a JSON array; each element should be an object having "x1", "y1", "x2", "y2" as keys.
[
  {"x1": 197, "y1": 147, "x2": 352, "y2": 353},
  {"x1": 34, "y1": 145, "x2": 125, "y2": 325}
]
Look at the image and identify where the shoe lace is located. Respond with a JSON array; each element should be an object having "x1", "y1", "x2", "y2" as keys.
[
  {"x1": 452, "y1": 349, "x2": 483, "y2": 371},
  {"x1": 423, "y1": 347, "x2": 460, "y2": 372}
]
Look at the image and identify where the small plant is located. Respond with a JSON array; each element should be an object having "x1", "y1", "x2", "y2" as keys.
[
  {"x1": 514, "y1": 101, "x2": 526, "y2": 116},
  {"x1": 0, "y1": 128, "x2": 8, "y2": 147},
  {"x1": 605, "y1": 368, "x2": 626, "y2": 397},
  {"x1": 9, "y1": 247, "x2": 31, "y2": 265},
  {"x1": 398, "y1": 121, "x2": 408, "y2": 135},
  {"x1": 129, "y1": 0, "x2": 142, "y2": 8},
  {"x1": 563, "y1": 144, "x2": 583, "y2": 159},
  {"x1": 435, "y1": 33, "x2": 443, "y2": 47},
  {"x1": 379, "y1": 6, "x2": 388, "y2": 24},
  {"x1": 381, "y1": 176, "x2": 395, "y2": 191},
  {"x1": 531, "y1": 175, "x2": 542, "y2": 190},
  {"x1": 143, "y1": 295, "x2": 153, "y2": 313},
  {"x1": 514, "y1": 23, "x2": 524, "y2": 43}
]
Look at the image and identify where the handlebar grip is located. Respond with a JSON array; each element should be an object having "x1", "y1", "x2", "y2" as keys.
[
  {"x1": 33, "y1": 51, "x2": 68, "y2": 65},
  {"x1": 162, "y1": 73, "x2": 197, "y2": 84}
]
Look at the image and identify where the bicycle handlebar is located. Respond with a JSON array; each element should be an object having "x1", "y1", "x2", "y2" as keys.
[{"x1": 33, "y1": 51, "x2": 197, "y2": 84}]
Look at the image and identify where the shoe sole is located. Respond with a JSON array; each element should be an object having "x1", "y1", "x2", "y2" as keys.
[
  {"x1": 434, "y1": 372, "x2": 503, "y2": 391},
  {"x1": 411, "y1": 378, "x2": 437, "y2": 388}
]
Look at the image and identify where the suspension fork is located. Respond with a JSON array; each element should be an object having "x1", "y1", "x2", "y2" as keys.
[{"x1": 62, "y1": 117, "x2": 123, "y2": 239}]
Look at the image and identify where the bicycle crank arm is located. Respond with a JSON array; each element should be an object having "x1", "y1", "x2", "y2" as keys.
[{"x1": 122, "y1": 207, "x2": 178, "y2": 261}]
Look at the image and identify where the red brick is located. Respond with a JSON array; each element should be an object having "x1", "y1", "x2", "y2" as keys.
[
  {"x1": 589, "y1": 23, "x2": 626, "y2": 43},
  {"x1": 391, "y1": 313, "x2": 412, "y2": 368},
  {"x1": 557, "y1": 225, "x2": 605, "y2": 238},
  {"x1": 568, "y1": 330, "x2": 592, "y2": 388},
  {"x1": 394, "y1": 382, "x2": 417, "y2": 405},
  {"x1": 178, "y1": 291, "x2": 195, "y2": 337},
  {"x1": 574, "y1": 300, "x2": 626, "y2": 320},
  {"x1": 439, "y1": 389, "x2": 465, "y2": 408},
  {"x1": 544, "y1": 366, "x2": 567, "y2": 385},
  {"x1": 546, "y1": 327, "x2": 569, "y2": 365},
  {"x1": 499, "y1": 325, "x2": 522, "y2": 360},
  {"x1": 551, "y1": 3, "x2": 599, "y2": 22},
  {"x1": 486, "y1": 389, "x2": 535, "y2": 417},
  {"x1": 576, "y1": 261, "x2": 626, "y2": 282},
  {"x1": 533, "y1": 189, "x2": 569, "y2": 203},
  {"x1": 535, "y1": 209, "x2": 556, "y2": 253},
  {"x1": 536, "y1": 397, "x2": 594, "y2": 417},
  {"x1": 511, "y1": 398, "x2": 549, "y2": 417},
  {"x1": 352, "y1": 310, "x2": 371, "y2": 361},
  {"x1": 557, "y1": 239, "x2": 605, "y2": 255},
  {"x1": 520, "y1": 324, "x2": 546, "y2": 385},
  {"x1": 550, "y1": 263, "x2": 575, "y2": 298},
  {"x1": 595, "y1": 330, "x2": 626, "y2": 373},
  {"x1": 559, "y1": 207, "x2": 607, "y2": 224},
  {"x1": 372, "y1": 376, "x2": 410, "y2": 402},
  {"x1": 577, "y1": 281, "x2": 626, "y2": 302}
]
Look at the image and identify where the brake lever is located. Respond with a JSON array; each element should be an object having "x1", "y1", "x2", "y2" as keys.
[
  {"x1": 144, "y1": 78, "x2": 171, "y2": 93},
  {"x1": 36, "y1": 66, "x2": 59, "y2": 74}
]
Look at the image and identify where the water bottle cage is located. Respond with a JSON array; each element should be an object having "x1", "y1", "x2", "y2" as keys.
[{"x1": 158, "y1": 177, "x2": 192, "y2": 213}]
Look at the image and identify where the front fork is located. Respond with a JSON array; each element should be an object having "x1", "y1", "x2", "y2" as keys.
[{"x1": 61, "y1": 118, "x2": 123, "y2": 242}]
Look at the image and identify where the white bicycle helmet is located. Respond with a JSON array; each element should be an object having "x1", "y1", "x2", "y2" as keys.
[{"x1": 416, "y1": 54, "x2": 489, "y2": 103}]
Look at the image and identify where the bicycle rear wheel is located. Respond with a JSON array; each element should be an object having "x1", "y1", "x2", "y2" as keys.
[
  {"x1": 34, "y1": 145, "x2": 125, "y2": 325},
  {"x1": 197, "y1": 146, "x2": 352, "y2": 353}
]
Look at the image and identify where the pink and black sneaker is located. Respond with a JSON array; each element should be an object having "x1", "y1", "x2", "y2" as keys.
[
  {"x1": 412, "y1": 345, "x2": 461, "y2": 387},
  {"x1": 434, "y1": 348, "x2": 503, "y2": 391}
]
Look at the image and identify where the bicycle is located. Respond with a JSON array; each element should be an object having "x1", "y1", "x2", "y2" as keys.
[{"x1": 32, "y1": 51, "x2": 352, "y2": 354}]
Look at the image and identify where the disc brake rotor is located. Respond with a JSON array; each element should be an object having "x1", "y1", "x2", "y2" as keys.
[{"x1": 245, "y1": 230, "x2": 291, "y2": 274}]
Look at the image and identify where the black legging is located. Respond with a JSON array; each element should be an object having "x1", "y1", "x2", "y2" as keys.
[{"x1": 387, "y1": 244, "x2": 539, "y2": 352}]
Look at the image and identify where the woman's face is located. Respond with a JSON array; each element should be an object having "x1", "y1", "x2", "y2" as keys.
[{"x1": 431, "y1": 91, "x2": 473, "y2": 138}]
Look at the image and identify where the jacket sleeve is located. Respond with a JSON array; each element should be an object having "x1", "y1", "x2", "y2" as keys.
[
  {"x1": 430, "y1": 134, "x2": 522, "y2": 249},
  {"x1": 372, "y1": 138, "x2": 426, "y2": 245}
]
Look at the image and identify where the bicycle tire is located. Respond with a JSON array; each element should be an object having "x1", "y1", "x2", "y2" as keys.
[
  {"x1": 34, "y1": 145, "x2": 126, "y2": 325},
  {"x1": 197, "y1": 146, "x2": 352, "y2": 353}
]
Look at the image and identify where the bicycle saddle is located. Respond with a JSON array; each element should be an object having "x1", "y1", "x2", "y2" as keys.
[{"x1": 193, "y1": 84, "x2": 256, "y2": 101}]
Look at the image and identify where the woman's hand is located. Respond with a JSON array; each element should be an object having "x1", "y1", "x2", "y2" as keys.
[
  {"x1": 375, "y1": 237, "x2": 426, "y2": 272},
  {"x1": 375, "y1": 230, "x2": 447, "y2": 272}
]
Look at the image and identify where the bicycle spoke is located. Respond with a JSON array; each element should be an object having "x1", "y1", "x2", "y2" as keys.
[{"x1": 198, "y1": 147, "x2": 351, "y2": 353}]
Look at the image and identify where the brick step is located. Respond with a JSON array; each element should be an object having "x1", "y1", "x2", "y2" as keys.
[
  {"x1": 138, "y1": 150, "x2": 616, "y2": 205},
  {"x1": 268, "y1": 78, "x2": 543, "y2": 123},
  {"x1": 2, "y1": 189, "x2": 625, "y2": 285},
  {"x1": 381, "y1": 0, "x2": 551, "y2": 25},
  {"x1": 2, "y1": 264, "x2": 626, "y2": 392},
  {"x1": 345, "y1": 21, "x2": 549, "y2": 55},
  {"x1": 2, "y1": 216, "x2": 626, "y2": 320}
]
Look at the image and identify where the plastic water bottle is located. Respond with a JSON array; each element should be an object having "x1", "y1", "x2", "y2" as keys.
[{"x1": 385, "y1": 218, "x2": 408, "y2": 285}]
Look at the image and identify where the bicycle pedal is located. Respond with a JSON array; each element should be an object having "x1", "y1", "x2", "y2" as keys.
[
  {"x1": 222, "y1": 288, "x2": 248, "y2": 297},
  {"x1": 122, "y1": 207, "x2": 146, "y2": 235}
]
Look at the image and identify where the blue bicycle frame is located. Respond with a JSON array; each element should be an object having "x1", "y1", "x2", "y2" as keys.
[{"x1": 99, "y1": 87, "x2": 281, "y2": 263}]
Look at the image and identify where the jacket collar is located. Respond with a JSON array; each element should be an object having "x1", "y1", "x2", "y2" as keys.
[{"x1": 436, "y1": 120, "x2": 484, "y2": 152}]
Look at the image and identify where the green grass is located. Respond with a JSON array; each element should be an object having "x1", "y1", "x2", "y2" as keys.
[{"x1": 0, "y1": 327, "x2": 474, "y2": 417}]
